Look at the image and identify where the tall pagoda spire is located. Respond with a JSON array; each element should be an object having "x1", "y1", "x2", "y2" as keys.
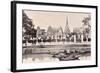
[{"x1": 64, "y1": 16, "x2": 70, "y2": 34}]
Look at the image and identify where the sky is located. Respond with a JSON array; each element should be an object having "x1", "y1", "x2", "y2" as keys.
[{"x1": 24, "y1": 10, "x2": 90, "y2": 32}]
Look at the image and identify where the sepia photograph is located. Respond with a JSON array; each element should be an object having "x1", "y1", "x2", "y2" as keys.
[
  {"x1": 11, "y1": 1, "x2": 97, "y2": 72},
  {"x1": 22, "y1": 10, "x2": 91, "y2": 63}
]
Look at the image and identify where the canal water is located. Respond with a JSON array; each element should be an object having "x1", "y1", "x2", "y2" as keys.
[
  {"x1": 22, "y1": 46, "x2": 91, "y2": 63},
  {"x1": 23, "y1": 54, "x2": 91, "y2": 63}
]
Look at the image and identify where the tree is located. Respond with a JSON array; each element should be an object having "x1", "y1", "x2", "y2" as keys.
[
  {"x1": 22, "y1": 11, "x2": 37, "y2": 46},
  {"x1": 82, "y1": 15, "x2": 91, "y2": 34}
]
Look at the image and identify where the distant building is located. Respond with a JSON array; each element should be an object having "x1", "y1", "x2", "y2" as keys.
[
  {"x1": 47, "y1": 26, "x2": 63, "y2": 41},
  {"x1": 73, "y1": 27, "x2": 83, "y2": 42},
  {"x1": 36, "y1": 26, "x2": 46, "y2": 40},
  {"x1": 47, "y1": 26, "x2": 54, "y2": 39},
  {"x1": 46, "y1": 17, "x2": 71, "y2": 41},
  {"x1": 55, "y1": 27, "x2": 63, "y2": 40},
  {"x1": 72, "y1": 25, "x2": 91, "y2": 42}
]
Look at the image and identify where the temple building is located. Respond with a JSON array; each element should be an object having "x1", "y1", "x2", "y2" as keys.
[
  {"x1": 36, "y1": 26, "x2": 46, "y2": 40},
  {"x1": 47, "y1": 26, "x2": 63, "y2": 41},
  {"x1": 46, "y1": 17, "x2": 71, "y2": 42}
]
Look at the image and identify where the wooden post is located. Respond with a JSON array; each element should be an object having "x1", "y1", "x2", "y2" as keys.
[
  {"x1": 81, "y1": 34, "x2": 83, "y2": 43},
  {"x1": 74, "y1": 35, "x2": 76, "y2": 43}
]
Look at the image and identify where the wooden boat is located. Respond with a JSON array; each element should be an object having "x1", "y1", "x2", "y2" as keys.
[
  {"x1": 59, "y1": 54, "x2": 79, "y2": 61},
  {"x1": 52, "y1": 52, "x2": 79, "y2": 61}
]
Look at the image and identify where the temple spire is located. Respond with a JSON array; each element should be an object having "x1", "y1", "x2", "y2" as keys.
[{"x1": 64, "y1": 16, "x2": 70, "y2": 34}]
